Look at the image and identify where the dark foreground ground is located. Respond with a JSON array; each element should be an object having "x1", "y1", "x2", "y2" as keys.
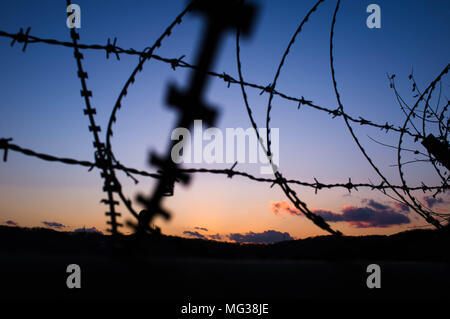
[{"x1": 0, "y1": 225, "x2": 449, "y2": 310}]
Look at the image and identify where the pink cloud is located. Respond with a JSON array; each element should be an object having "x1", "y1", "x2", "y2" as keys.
[{"x1": 270, "y1": 201, "x2": 300, "y2": 216}]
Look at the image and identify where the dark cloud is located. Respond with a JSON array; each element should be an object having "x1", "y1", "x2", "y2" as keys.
[
  {"x1": 365, "y1": 199, "x2": 390, "y2": 211},
  {"x1": 311, "y1": 207, "x2": 410, "y2": 228},
  {"x1": 42, "y1": 221, "x2": 66, "y2": 229},
  {"x1": 194, "y1": 227, "x2": 209, "y2": 232},
  {"x1": 208, "y1": 233, "x2": 222, "y2": 240},
  {"x1": 312, "y1": 210, "x2": 345, "y2": 222},
  {"x1": 73, "y1": 227, "x2": 103, "y2": 234},
  {"x1": 5, "y1": 220, "x2": 18, "y2": 226},
  {"x1": 393, "y1": 202, "x2": 410, "y2": 213},
  {"x1": 183, "y1": 231, "x2": 205, "y2": 239},
  {"x1": 338, "y1": 206, "x2": 410, "y2": 228},
  {"x1": 424, "y1": 196, "x2": 444, "y2": 208},
  {"x1": 228, "y1": 230, "x2": 294, "y2": 244},
  {"x1": 271, "y1": 199, "x2": 411, "y2": 228}
]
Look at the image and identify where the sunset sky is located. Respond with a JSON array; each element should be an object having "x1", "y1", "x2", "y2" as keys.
[{"x1": 0, "y1": 0, "x2": 449, "y2": 241}]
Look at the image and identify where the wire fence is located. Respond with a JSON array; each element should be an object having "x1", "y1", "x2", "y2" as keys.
[{"x1": 0, "y1": 0, "x2": 448, "y2": 237}]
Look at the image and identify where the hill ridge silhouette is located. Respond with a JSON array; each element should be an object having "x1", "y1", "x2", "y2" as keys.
[{"x1": 1, "y1": 225, "x2": 448, "y2": 261}]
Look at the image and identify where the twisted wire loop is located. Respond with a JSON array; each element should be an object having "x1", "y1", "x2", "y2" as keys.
[
  {"x1": 410, "y1": 75, "x2": 448, "y2": 204},
  {"x1": 329, "y1": 0, "x2": 448, "y2": 228},
  {"x1": 418, "y1": 76, "x2": 450, "y2": 180},
  {"x1": 236, "y1": 0, "x2": 342, "y2": 236},
  {"x1": 135, "y1": 0, "x2": 257, "y2": 234},
  {"x1": 388, "y1": 74, "x2": 447, "y2": 185},
  {"x1": 405, "y1": 73, "x2": 450, "y2": 186},
  {"x1": 65, "y1": 0, "x2": 123, "y2": 235},
  {"x1": 265, "y1": 0, "x2": 325, "y2": 160},
  {"x1": 387, "y1": 72, "x2": 449, "y2": 203},
  {"x1": 396, "y1": 65, "x2": 450, "y2": 227},
  {"x1": 102, "y1": 2, "x2": 194, "y2": 234}
]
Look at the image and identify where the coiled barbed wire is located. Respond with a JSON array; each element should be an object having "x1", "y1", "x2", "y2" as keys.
[
  {"x1": 102, "y1": 1, "x2": 194, "y2": 233},
  {"x1": 237, "y1": 0, "x2": 342, "y2": 236},
  {"x1": 329, "y1": 0, "x2": 447, "y2": 228}
]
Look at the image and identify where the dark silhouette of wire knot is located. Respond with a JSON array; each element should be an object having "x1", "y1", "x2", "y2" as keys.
[
  {"x1": 10, "y1": 27, "x2": 30, "y2": 52},
  {"x1": 106, "y1": 37, "x2": 120, "y2": 60},
  {"x1": 259, "y1": 83, "x2": 274, "y2": 95},
  {"x1": 0, "y1": 138, "x2": 13, "y2": 162},
  {"x1": 226, "y1": 161, "x2": 238, "y2": 178},
  {"x1": 170, "y1": 55, "x2": 185, "y2": 70}
]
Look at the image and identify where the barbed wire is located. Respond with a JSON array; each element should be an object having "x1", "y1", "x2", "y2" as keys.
[
  {"x1": 65, "y1": 0, "x2": 124, "y2": 234},
  {"x1": 1, "y1": 138, "x2": 448, "y2": 193}
]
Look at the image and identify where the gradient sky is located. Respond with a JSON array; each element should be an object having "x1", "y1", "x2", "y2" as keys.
[{"x1": 0, "y1": 0, "x2": 449, "y2": 240}]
